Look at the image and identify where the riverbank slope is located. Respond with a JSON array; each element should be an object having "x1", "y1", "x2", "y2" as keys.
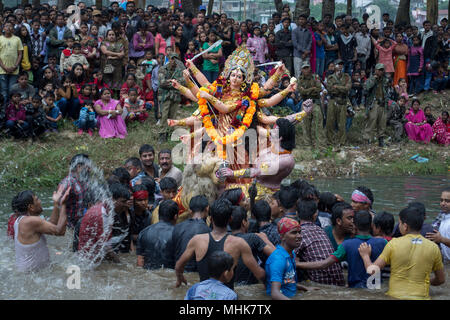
[{"x1": 0, "y1": 90, "x2": 448, "y2": 190}]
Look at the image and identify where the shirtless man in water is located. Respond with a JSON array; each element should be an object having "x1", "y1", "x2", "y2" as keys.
[
  {"x1": 175, "y1": 198, "x2": 265, "y2": 289},
  {"x1": 14, "y1": 185, "x2": 71, "y2": 272}
]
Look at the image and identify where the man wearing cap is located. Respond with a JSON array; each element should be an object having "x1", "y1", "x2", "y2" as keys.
[
  {"x1": 157, "y1": 52, "x2": 186, "y2": 143},
  {"x1": 325, "y1": 59, "x2": 351, "y2": 146},
  {"x1": 297, "y1": 61, "x2": 325, "y2": 149},
  {"x1": 265, "y1": 217, "x2": 315, "y2": 299},
  {"x1": 363, "y1": 63, "x2": 391, "y2": 147},
  {"x1": 91, "y1": 9, "x2": 107, "y2": 39}
]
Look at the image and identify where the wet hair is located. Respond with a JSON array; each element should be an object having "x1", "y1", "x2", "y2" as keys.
[
  {"x1": 355, "y1": 186, "x2": 374, "y2": 208},
  {"x1": 318, "y1": 192, "x2": 338, "y2": 213},
  {"x1": 229, "y1": 205, "x2": 248, "y2": 230},
  {"x1": 373, "y1": 211, "x2": 395, "y2": 236},
  {"x1": 139, "y1": 144, "x2": 155, "y2": 156},
  {"x1": 331, "y1": 202, "x2": 353, "y2": 226},
  {"x1": 124, "y1": 157, "x2": 142, "y2": 170},
  {"x1": 189, "y1": 195, "x2": 209, "y2": 213},
  {"x1": 11, "y1": 194, "x2": 19, "y2": 213},
  {"x1": 276, "y1": 118, "x2": 295, "y2": 151},
  {"x1": 290, "y1": 179, "x2": 311, "y2": 196},
  {"x1": 209, "y1": 198, "x2": 233, "y2": 228},
  {"x1": 407, "y1": 202, "x2": 426, "y2": 218},
  {"x1": 300, "y1": 185, "x2": 320, "y2": 201},
  {"x1": 107, "y1": 175, "x2": 121, "y2": 186},
  {"x1": 158, "y1": 199, "x2": 179, "y2": 222},
  {"x1": 354, "y1": 210, "x2": 372, "y2": 232},
  {"x1": 138, "y1": 176, "x2": 156, "y2": 202},
  {"x1": 70, "y1": 153, "x2": 89, "y2": 167},
  {"x1": 297, "y1": 199, "x2": 318, "y2": 221},
  {"x1": 15, "y1": 191, "x2": 35, "y2": 214},
  {"x1": 219, "y1": 188, "x2": 245, "y2": 206},
  {"x1": 399, "y1": 206, "x2": 424, "y2": 232},
  {"x1": 82, "y1": 188, "x2": 97, "y2": 209},
  {"x1": 252, "y1": 200, "x2": 271, "y2": 223},
  {"x1": 159, "y1": 177, "x2": 177, "y2": 191},
  {"x1": 109, "y1": 183, "x2": 131, "y2": 200},
  {"x1": 279, "y1": 186, "x2": 299, "y2": 210},
  {"x1": 208, "y1": 251, "x2": 234, "y2": 279},
  {"x1": 111, "y1": 167, "x2": 131, "y2": 186}
]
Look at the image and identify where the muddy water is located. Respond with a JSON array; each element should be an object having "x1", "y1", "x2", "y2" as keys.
[{"x1": 1, "y1": 175, "x2": 449, "y2": 300}]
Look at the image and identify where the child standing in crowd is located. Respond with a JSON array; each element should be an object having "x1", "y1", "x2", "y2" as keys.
[{"x1": 407, "y1": 36, "x2": 424, "y2": 96}]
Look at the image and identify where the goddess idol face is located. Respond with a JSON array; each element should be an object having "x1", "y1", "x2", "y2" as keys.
[{"x1": 228, "y1": 68, "x2": 245, "y2": 89}]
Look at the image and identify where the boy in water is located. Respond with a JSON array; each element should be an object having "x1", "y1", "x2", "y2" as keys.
[
  {"x1": 372, "y1": 211, "x2": 395, "y2": 241},
  {"x1": 359, "y1": 206, "x2": 445, "y2": 300},
  {"x1": 184, "y1": 251, "x2": 237, "y2": 300},
  {"x1": 297, "y1": 211, "x2": 387, "y2": 288}
]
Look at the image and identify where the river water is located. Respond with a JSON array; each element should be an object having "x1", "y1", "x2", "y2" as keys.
[{"x1": 1, "y1": 175, "x2": 449, "y2": 300}]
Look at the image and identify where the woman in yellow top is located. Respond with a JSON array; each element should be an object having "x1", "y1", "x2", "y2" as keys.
[{"x1": 359, "y1": 206, "x2": 445, "y2": 300}]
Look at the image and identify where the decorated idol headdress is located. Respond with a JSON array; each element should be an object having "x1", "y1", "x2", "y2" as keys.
[{"x1": 221, "y1": 45, "x2": 255, "y2": 85}]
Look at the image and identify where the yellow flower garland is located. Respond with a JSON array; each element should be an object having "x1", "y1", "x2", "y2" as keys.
[{"x1": 197, "y1": 83, "x2": 259, "y2": 160}]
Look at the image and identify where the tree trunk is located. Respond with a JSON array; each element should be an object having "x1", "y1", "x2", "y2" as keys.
[
  {"x1": 346, "y1": 0, "x2": 351, "y2": 16},
  {"x1": 294, "y1": 0, "x2": 310, "y2": 20},
  {"x1": 32, "y1": 0, "x2": 40, "y2": 8},
  {"x1": 0, "y1": 0, "x2": 3, "y2": 15},
  {"x1": 95, "y1": 0, "x2": 102, "y2": 9},
  {"x1": 426, "y1": 0, "x2": 438, "y2": 25},
  {"x1": 395, "y1": 0, "x2": 411, "y2": 25},
  {"x1": 274, "y1": 0, "x2": 283, "y2": 14},
  {"x1": 22, "y1": 0, "x2": 28, "y2": 6},
  {"x1": 322, "y1": 0, "x2": 335, "y2": 20},
  {"x1": 207, "y1": 0, "x2": 214, "y2": 16}
]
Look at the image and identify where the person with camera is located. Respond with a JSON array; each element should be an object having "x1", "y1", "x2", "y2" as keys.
[{"x1": 363, "y1": 63, "x2": 391, "y2": 147}]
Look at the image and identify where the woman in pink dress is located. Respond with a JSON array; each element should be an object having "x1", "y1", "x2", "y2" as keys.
[
  {"x1": 94, "y1": 88, "x2": 127, "y2": 139},
  {"x1": 404, "y1": 99, "x2": 433, "y2": 143}
]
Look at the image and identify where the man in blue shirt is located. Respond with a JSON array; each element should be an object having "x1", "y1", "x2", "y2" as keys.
[{"x1": 265, "y1": 217, "x2": 315, "y2": 299}]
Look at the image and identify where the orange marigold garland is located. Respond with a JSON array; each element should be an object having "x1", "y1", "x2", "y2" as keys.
[{"x1": 197, "y1": 83, "x2": 259, "y2": 159}]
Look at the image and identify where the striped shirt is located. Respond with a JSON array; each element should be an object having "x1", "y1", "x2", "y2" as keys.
[{"x1": 295, "y1": 221, "x2": 346, "y2": 286}]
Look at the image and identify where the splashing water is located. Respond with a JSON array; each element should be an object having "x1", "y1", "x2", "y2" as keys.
[{"x1": 62, "y1": 156, "x2": 124, "y2": 270}]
